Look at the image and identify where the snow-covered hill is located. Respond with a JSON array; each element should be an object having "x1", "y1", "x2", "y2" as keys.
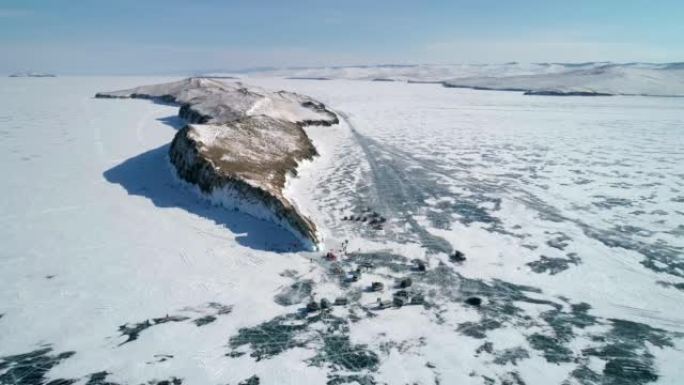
[
  {"x1": 8, "y1": 71, "x2": 56, "y2": 78},
  {"x1": 241, "y1": 62, "x2": 684, "y2": 96},
  {"x1": 443, "y1": 63, "x2": 684, "y2": 96},
  {"x1": 241, "y1": 62, "x2": 577, "y2": 82}
]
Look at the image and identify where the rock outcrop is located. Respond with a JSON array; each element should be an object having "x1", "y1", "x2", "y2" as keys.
[{"x1": 96, "y1": 78, "x2": 339, "y2": 248}]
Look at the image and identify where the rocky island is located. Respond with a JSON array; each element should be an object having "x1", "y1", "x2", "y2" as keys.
[{"x1": 96, "y1": 78, "x2": 338, "y2": 249}]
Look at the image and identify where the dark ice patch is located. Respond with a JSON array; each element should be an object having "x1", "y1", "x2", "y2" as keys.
[
  {"x1": 228, "y1": 314, "x2": 309, "y2": 360},
  {"x1": 614, "y1": 225, "x2": 655, "y2": 238},
  {"x1": 326, "y1": 374, "x2": 376, "y2": 385},
  {"x1": 602, "y1": 360, "x2": 657, "y2": 385},
  {"x1": 310, "y1": 335, "x2": 379, "y2": 371},
  {"x1": 573, "y1": 177, "x2": 594, "y2": 185},
  {"x1": 279, "y1": 269, "x2": 299, "y2": 278},
  {"x1": 346, "y1": 251, "x2": 410, "y2": 273},
  {"x1": 584, "y1": 318, "x2": 673, "y2": 351},
  {"x1": 426, "y1": 209, "x2": 452, "y2": 230},
  {"x1": 146, "y1": 354, "x2": 174, "y2": 364},
  {"x1": 118, "y1": 315, "x2": 190, "y2": 345},
  {"x1": 228, "y1": 309, "x2": 380, "y2": 382},
  {"x1": 656, "y1": 281, "x2": 684, "y2": 291},
  {"x1": 666, "y1": 225, "x2": 684, "y2": 237},
  {"x1": 420, "y1": 264, "x2": 566, "y2": 341},
  {"x1": 592, "y1": 196, "x2": 633, "y2": 209},
  {"x1": 514, "y1": 299, "x2": 677, "y2": 385},
  {"x1": 581, "y1": 319, "x2": 674, "y2": 385},
  {"x1": 527, "y1": 254, "x2": 581, "y2": 275},
  {"x1": 569, "y1": 365, "x2": 602, "y2": 385},
  {"x1": 237, "y1": 375, "x2": 260, "y2": 385},
  {"x1": 86, "y1": 371, "x2": 120, "y2": 385},
  {"x1": 498, "y1": 371, "x2": 526, "y2": 385},
  {"x1": 526, "y1": 303, "x2": 598, "y2": 364},
  {"x1": 492, "y1": 347, "x2": 530, "y2": 366},
  {"x1": 118, "y1": 303, "x2": 232, "y2": 342},
  {"x1": 475, "y1": 342, "x2": 494, "y2": 354},
  {"x1": 583, "y1": 226, "x2": 684, "y2": 278},
  {"x1": 527, "y1": 334, "x2": 574, "y2": 363},
  {"x1": 0, "y1": 347, "x2": 76, "y2": 385},
  {"x1": 446, "y1": 199, "x2": 502, "y2": 227},
  {"x1": 545, "y1": 232, "x2": 572, "y2": 250},
  {"x1": 206, "y1": 302, "x2": 233, "y2": 315},
  {"x1": 193, "y1": 315, "x2": 217, "y2": 327},
  {"x1": 542, "y1": 302, "x2": 597, "y2": 342},
  {"x1": 274, "y1": 280, "x2": 313, "y2": 306},
  {"x1": 147, "y1": 378, "x2": 182, "y2": 385}
]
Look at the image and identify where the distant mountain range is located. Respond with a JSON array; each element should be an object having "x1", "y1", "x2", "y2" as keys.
[
  {"x1": 206, "y1": 62, "x2": 684, "y2": 97},
  {"x1": 9, "y1": 71, "x2": 56, "y2": 78}
]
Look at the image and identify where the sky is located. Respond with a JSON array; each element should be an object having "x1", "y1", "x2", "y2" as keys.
[{"x1": 1, "y1": 0, "x2": 683, "y2": 74}]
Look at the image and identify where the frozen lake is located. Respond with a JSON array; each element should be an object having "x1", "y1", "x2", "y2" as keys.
[{"x1": 1, "y1": 76, "x2": 683, "y2": 384}]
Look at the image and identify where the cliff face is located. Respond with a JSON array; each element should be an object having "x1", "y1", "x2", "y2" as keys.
[{"x1": 96, "y1": 78, "x2": 339, "y2": 248}]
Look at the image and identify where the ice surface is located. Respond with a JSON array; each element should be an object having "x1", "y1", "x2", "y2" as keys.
[{"x1": 1, "y1": 76, "x2": 683, "y2": 385}]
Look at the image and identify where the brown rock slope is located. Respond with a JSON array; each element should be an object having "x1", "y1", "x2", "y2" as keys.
[{"x1": 96, "y1": 78, "x2": 338, "y2": 249}]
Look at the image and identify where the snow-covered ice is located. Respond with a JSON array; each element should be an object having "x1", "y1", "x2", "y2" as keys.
[{"x1": 1, "y1": 75, "x2": 683, "y2": 385}]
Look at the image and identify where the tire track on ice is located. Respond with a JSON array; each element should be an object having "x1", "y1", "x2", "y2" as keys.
[{"x1": 337, "y1": 111, "x2": 453, "y2": 254}]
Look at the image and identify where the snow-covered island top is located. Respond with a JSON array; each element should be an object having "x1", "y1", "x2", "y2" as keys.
[{"x1": 96, "y1": 78, "x2": 339, "y2": 248}]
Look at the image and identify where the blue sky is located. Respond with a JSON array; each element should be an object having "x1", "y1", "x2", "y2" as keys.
[{"x1": 1, "y1": 0, "x2": 682, "y2": 74}]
